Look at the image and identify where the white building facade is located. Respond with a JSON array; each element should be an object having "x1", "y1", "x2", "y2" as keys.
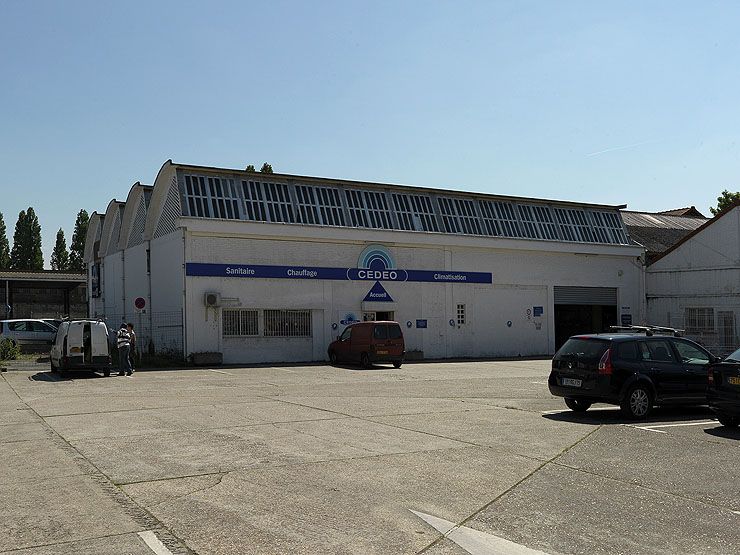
[
  {"x1": 85, "y1": 161, "x2": 646, "y2": 364},
  {"x1": 647, "y1": 204, "x2": 740, "y2": 355}
]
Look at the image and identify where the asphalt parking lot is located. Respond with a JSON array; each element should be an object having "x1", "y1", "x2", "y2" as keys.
[{"x1": 1, "y1": 359, "x2": 738, "y2": 555}]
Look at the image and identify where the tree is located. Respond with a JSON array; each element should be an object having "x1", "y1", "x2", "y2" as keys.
[
  {"x1": 10, "y1": 208, "x2": 43, "y2": 270},
  {"x1": 245, "y1": 164, "x2": 256, "y2": 172},
  {"x1": 51, "y1": 228, "x2": 70, "y2": 270},
  {"x1": 710, "y1": 190, "x2": 740, "y2": 216},
  {"x1": 0, "y1": 212, "x2": 10, "y2": 270},
  {"x1": 69, "y1": 209, "x2": 89, "y2": 272},
  {"x1": 260, "y1": 162, "x2": 273, "y2": 174}
]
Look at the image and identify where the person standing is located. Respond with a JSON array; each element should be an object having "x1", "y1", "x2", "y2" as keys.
[
  {"x1": 127, "y1": 323, "x2": 136, "y2": 374},
  {"x1": 116, "y1": 324, "x2": 132, "y2": 376}
]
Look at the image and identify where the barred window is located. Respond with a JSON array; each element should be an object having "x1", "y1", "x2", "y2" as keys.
[
  {"x1": 345, "y1": 190, "x2": 393, "y2": 229},
  {"x1": 685, "y1": 307, "x2": 714, "y2": 333},
  {"x1": 480, "y1": 201, "x2": 521, "y2": 237},
  {"x1": 264, "y1": 309, "x2": 312, "y2": 337},
  {"x1": 263, "y1": 182, "x2": 295, "y2": 223},
  {"x1": 438, "y1": 197, "x2": 481, "y2": 234},
  {"x1": 457, "y1": 304, "x2": 466, "y2": 325},
  {"x1": 207, "y1": 177, "x2": 241, "y2": 219},
  {"x1": 532, "y1": 205, "x2": 560, "y2": 240},
  {"x1": 223, "y1": 309, "x2": 259, "y2": 337},
  {"x1": 517, "y1": 204, "x2": 542, "y2": 239},
  {"x1": 184, "y1": 175, "x2": 211, "y2": 217},
  {"x1": 590, "y1": 210, "x2": 628, "y2": 244},
  {"x1": 554, "y1": 208, "x2": 595, "y2": 242},
  {"x1": 241, "y1": 181, "x2": 268, "y2": 221},
  {"x1": 391, "y1": 193, "x2": 439, "y2": 232}
]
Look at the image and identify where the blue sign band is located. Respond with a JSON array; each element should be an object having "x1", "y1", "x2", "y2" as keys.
[{"x1": 186, "y1": 263, "x2": 492, "y2": 284}]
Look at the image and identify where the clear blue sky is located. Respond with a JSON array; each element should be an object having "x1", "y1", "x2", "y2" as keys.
[{"x1": 2, "y1": 1, "x2": 739, "y2": 266}]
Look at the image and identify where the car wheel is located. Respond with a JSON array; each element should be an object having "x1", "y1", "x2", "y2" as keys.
[
  {"x1": 329, "y1": 351, "x2": 338, "y2": 366},
  {"x1": 50, "y1": 359, "x2": 57, "y2": 373},
  {"x1": 564, "y1": 398, "x2": 591, "y2": 412},
  {"x1": 621, "y1": 384, "x2": 653, "y2": 419},
  {"x1": 104, "y1": 369, "x2": 111, "y2": 377},
  {"x1": 717, "y1": 414, "x2": 739, "y2": 428},
  {"x1": 360, "y1": 353, "x2": 371, "y2": 369},
  {"x1": 393, "y1": 360, "x2": 402, "y2": 369}
]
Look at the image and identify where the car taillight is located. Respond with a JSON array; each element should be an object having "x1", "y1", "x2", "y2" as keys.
[
  {"x1": 598, "y1": 349, "x2": 612, "y2": 375},
  {"x1": 708, "y1": 367, "x2": 714, "y2": 385}
]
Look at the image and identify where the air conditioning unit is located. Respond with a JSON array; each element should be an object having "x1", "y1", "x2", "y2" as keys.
[{"x1": 204, "y1": 292, "x2": 222, "y2": 307}]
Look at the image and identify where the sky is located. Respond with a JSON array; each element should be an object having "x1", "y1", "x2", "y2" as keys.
[{"x1": 1, "y1": 0, "x2": 739, "y2": 266}]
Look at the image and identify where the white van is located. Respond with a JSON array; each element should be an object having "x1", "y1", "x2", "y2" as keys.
[{"x1": 50, "y1": 320, "x2": 113, "y2": 376}]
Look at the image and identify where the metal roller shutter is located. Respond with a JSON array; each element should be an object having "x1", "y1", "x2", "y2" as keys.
[{"x1": 553, "y1": 286, "x2": 617, "y2": 305}]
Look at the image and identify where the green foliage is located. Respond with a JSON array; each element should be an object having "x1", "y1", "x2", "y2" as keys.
[
  {"x1": 0, "y1": 212, "x2": 10, "y2": 270},
  {"x1": 51, "y1": 228, "x2": 70, "y2": 270},
  {"x1": 710, "y1": 190, "x2": 740, "y2": 216},
  {"x1": 245, "y1": 164, "x2": 256, "y2": 172},
  {"x1": 69, "y1": 209, "x2": 89, "y2": 272},
  {"x1": 0, "y1": 338, "x2": 21, "y2": 361},
  {"x1": 10, "y1": 208, "x2": 44, "y2": 270},
  {"x1": 260, "y1": 162, "x2": 273, "y2": 173}
]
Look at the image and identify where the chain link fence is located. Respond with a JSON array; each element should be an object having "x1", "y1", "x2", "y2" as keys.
[{"x1": 96, "y1": 311, "x2": 184, "y2": 360}]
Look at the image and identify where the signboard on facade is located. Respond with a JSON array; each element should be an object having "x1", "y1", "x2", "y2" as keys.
[{"x1": 363, "y1": 282, "x2": 393, "y2": 302}]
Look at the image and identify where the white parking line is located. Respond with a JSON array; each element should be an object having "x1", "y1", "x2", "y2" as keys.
[
  {"x1": 530, "y1": 381, "x2": 547, "y2": 385},
  {"x1": 637, "y1": 421, "x2": 716, "y2": 430},
  {"x1": 137, "y1": 531, "x2": 174, "y2": 555},
  {"x1": 209, "y1": 369, "x2": 233, "y2": 375},
  {"x1": 411, "y1": 510, "x2": 550, "y2": 554}
]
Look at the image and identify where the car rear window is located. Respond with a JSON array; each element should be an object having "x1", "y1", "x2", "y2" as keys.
[
  {"x1": 373, "y1": 325, "x2": 388, "y2": 340},
  {"x1": 556, "y1": 338, "x2": 609, "y2": 361},
  {"x1": 388, "y1": 324, "x2": 402, "y2": 339}
]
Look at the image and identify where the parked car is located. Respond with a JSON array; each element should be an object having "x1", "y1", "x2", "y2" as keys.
[
  {"x1": 50, "y1": 320, "x2": 112, "y2": 376},
  {"x1": 328, "y1": 321, "x2": 405, "y2": 368},
  {"x1": 0, "y1": 319, "x2": 58, "y2": 346},
  {"x1": 707, "y1": 346, "x2": 740, "y2": 428},
  {"x1": 549, "y1": 328, "x2": 719, "y2": 418}
]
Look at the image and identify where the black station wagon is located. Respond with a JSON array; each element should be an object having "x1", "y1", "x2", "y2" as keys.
[{"x1": 549, "y1": 328, "x2": 719, "y2": 419}]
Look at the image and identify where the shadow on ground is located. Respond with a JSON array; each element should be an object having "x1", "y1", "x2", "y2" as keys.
[
  {"x1": 543, "y1": 405, "x2": 715, "y2": 426},
  {"x1": 29, "y1": 371, "x2": 107, "y2": 382},
  {"x1": 704, "y1": 426, "x2": 740, "y2": 440}
]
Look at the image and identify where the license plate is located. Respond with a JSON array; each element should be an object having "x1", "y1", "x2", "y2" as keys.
[
  {"x1": 377, "y1": 350, "x2": 388, "y2": 355},
  {"x1": 562, "y1": 378, "x2": 582, "y2": 387},
  {"x1": 729, "y1": 377, "x2": 740, "y2": 385}
]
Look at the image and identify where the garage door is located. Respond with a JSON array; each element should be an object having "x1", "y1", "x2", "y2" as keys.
[{"x1": 553, "y1": 286, "x2": 617, "y2": 306}]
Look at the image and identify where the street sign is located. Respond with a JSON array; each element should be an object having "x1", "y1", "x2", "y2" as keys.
[{"x1": 134, "y1": 297, "x2": 146, "y2": 310}]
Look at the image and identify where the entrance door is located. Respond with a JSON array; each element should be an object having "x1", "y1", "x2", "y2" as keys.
[
  {"x1": 376, "y1": 311, "x2": 394, "y2": 321},
  {"x1": 554, "y1": 286, "x2": 618, "y2": 349}
]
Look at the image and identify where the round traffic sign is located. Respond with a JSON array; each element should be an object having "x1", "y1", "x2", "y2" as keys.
[{"x1": 134, "y1": 297, "x2": 146, "y2": 310}]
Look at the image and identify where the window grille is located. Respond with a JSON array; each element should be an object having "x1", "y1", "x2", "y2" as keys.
[
  {"x1": 457, "y1": 304, "x2": 466, "y2": 325},
  {"x1": 295, "y1": 185, "x2": 320, "y2": 225},
  {"x1": 222, "y1": 309, "x2": 259, "y2": 337},
  {"x1": 241, "y1": 181, "x2": 268, "y2": 221},
  {"x1": 262, "y1": 182, "x2": 295, "y2": 223},
  {"x1": 184, "y1": 175, "x2": 211, "y2": 218},
  {"x1": 317, "y1": 187, "x2": 345, "y2": 226},
  {"x1": 479, "y1": 201, "x2": 522, "y2": 237},
  {"x1": 532, "y1": 205, "x2": 560, "y2": 240},
  {"x1": 685, "y1": 307, "x2": 714, "y2": 333},
  {"x1": 516, "y1": 204, "x2": 543, "y2": 239},
  {"x1": 554, "y1": 208, "x2": 595, "y2": 242},
  {"x1": 207, "y1": 177, "x2": 241, "y2": 220},
  {"x1": 345, "y1": 190, "x2": 393, "y2": 229},
  {"x1": 391, "y1": 193, "x2": 439, "y2": 232},
  {"x1": 264, "y1": 309, "x2": 312, "y2": 337},
  {"x1": 438, "y1": 197, "x2": 481, "y2": 234},
  {"x1": 592, "y1": 211, "x2": 628, "y2": 244}
]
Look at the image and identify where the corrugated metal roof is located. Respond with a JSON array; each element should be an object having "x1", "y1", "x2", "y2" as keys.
[
  {"x1": 0, "y1": 271, "x2": 85, "y2": 282},
  {"x1": 621, "y1": 211, "x2": 707, "y2": 230}
]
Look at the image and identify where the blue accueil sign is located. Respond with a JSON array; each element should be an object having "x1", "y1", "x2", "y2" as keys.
[
  {"x1": 363, "y1": 281, "x2": 393, "y2": 302},
  {"x1": 186, "y1": 243, "x2": 492, "y2": 284}
]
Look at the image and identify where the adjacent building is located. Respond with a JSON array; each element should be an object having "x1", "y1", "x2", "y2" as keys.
[
  {"x1": 646, "y1": 201, "x2": 740, "y2": 355},
  {"x1": 85, "y1": 160, "x2": 645, "y2": 363}
]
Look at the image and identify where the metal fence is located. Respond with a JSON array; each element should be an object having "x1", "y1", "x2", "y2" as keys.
[{"x1": 97, "y1": 311, "x2": 183, "y2": 359}]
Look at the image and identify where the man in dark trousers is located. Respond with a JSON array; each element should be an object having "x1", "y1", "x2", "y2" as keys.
[
  {"x1": 127, "y1": 323, "x2": 136, "y2": 374},
  {"x1": 116, "y1": 324, "x2": 132, "y2": 376}
]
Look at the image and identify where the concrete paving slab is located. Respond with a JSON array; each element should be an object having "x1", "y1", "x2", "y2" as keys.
[
  {"x1": 369, "y1": 407, "x2": 597, "y2": 460},
  {"x1": 0, "y1": 421, "x2": 54, "y2": 443},
  {"x1": 122, "y1": 446, "x2": 542, "y2": 555},
  {"x1": 45, "y1": 400, "x2": 340, "y2": 441},
  {"x1": 557, "y1": 424, "x2": 740, "y2": 510},
  {"x1": 277, "y1": 396, "x2": 499, "y2": 417},
  {"x1": 0, "y1": 439, "x2": 86, "y2": 485},
  {"x1": 465, "y1": 462, "x2": 740, "y2": 555},
  {"x1": 0, "y1": 407, "x2": 42, "y2": 426},
  {"x1": 0, "y1": 474, "x2": 146, "y2": 552},
  {"x1": 0, "y1": 532, "x2": 156, "y2": 555}
]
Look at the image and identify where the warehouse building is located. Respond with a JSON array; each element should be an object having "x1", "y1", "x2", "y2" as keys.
[{"x1": 84, "y1": 160, "x2": 645, "y2": 363}]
